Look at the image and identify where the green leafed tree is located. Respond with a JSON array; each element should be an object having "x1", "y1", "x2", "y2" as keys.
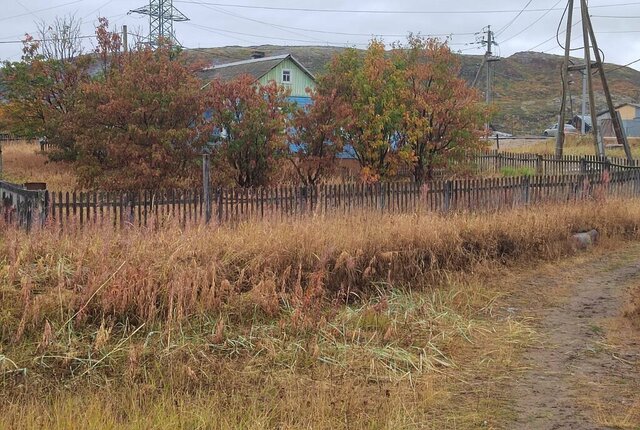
[{"x1": 320, "y1": 40, "x2": 408, "y2": 182}]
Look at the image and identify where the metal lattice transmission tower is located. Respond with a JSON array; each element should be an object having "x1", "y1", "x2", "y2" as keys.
[{"x1": 129, "y1": 0, "x2": 189, "y2": 47}]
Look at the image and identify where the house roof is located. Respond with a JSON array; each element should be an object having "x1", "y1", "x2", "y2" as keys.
[
  {"x1": 573, "y1": 115, "x2": 592, "y2": 126},
  {"x1": 200, "y1": 54, "x2": 316, "y2": 85},
  {"x1": 597, "y1": 103, "x2": 640, "y2": 117}
]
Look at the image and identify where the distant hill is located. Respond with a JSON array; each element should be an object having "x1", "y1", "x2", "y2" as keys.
[{"x1": 186, "y1": 45, "x2": 640, "y2": 135}]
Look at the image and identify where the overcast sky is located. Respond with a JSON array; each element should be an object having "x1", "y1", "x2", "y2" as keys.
[{"x1": 1, "y1": 0, "x2": 640, "y2": 69}]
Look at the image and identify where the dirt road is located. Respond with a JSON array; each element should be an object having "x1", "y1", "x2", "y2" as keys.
[{"x1": 507, "y1": 246, "x2": 640, "y2": 429}]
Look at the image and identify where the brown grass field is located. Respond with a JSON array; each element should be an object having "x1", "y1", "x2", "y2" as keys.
[
  {"x1": 0, "y1": 140, "x2": 76, "y2": 190},
  {"x1": 1, "y1": 199, "x2": 640, "y2": 428}
]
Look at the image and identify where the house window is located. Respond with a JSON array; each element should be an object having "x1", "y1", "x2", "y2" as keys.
[{"x1": 282, "y1": 69, "x2": 291, "y2": 83}]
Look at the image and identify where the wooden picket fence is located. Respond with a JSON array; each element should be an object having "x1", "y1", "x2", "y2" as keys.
[
  {"x1": 473, "y1": 150, "x2": 640, "y2": 176},
  {"x1": 34, "y1": 170, "x2": 640, "y2": 229},
  {"x1": 1, "y1": 180, "x2": 48, "y2": 230}
]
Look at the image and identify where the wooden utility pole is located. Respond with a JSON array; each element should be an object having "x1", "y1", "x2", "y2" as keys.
[
  {"x1": 486, "y1": 25, "x2": 494, "y2": 106},
  {"x1": 474, "y1": 26, "x2": 499, "y2": 137},
  {"x1": 581, "y1": 1, "x2": 602, "y2": 157},
  {"x1": 556, "y1": 0, "x2": 632, "y2": 161},
  {"x1": 583, "y1": 1, "x2": 633, "y2": 162},
  {"x1": 555, "y1": 0, "x2": 574, "y2": 158}
]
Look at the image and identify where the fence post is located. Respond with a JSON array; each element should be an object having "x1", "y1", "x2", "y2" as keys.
[
  {"x1": 217, "y1": 188, "x2": 223, "y2": 224},
  {"x1": 523, "y1": 176, "x2": 530, "y2": 206},
  {"x1": 128, "y1": 192, "x2": 135, "y2": 225},
  {"x1": 444, "y1": 180, "x2": 452, "y2": 212},
  {"x1": 202, "y1": 154, "x2": 212, "y2": 224},
  {"x1": 580, "y1": 157, "x2": 587, "y2": 175},
  {"x1": 535, "y1": 155, "x2": 543, "y2": 175},
  {"x1": 42, "y1": 190, "x2": 49, "y2": 226},
  {"x1": 301, "y1": 185, "x2": 308, "y2": 215}
]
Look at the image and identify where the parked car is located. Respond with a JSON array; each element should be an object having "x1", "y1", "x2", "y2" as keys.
[{"x1": 543, "y1": 123, "x2": 578, "y2": 137}]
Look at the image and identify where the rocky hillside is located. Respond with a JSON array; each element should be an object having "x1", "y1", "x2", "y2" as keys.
[{"x1": 187, "y1": 46, "x2": 640, "y2": 135}]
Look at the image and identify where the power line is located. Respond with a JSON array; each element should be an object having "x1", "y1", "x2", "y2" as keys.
[
  {"x1": 189, "y1": 21, "x2": 475, "y2": 47},
  {"x1": 203, "y1": 4, "x2": 329, "y2": 44},
  {"x1": 0, "y1": 0, "x2": 84, "y2": 22},
  {"x1": 555, "y1": 1, "x2": 583, "y2": 52},
  {"x1": 495, "y1": 0, "x2": 534, "y2": 37},
  {"x1": 591, "y1": 15, "x2": 640, "y2": 18},
  {"x1": 185, "y1": 23, "x2": 257, "y2": 45},
  {"x1": 206, "y1": 22, "x2": 476, "y2": 39},
  {"x1": 607, "y1": 57, "x2": 640, "y2": 72},
  {"x1": 189, "y1": 3, "x2": 479, "y2": 44},
  {"x1": 189, "y1": 4, "x2": 481, "y2": 48},
  {"x1": 174, "y1": 1, "x2": 640, "y2": 14},
  {"x1": 499, "y1": 0, "x2": 564, "y2": 44},
  {"x1": 0, "y1": 35, "x2": 98, "y2": 45},
  {"x1": 598, "y1": 29, "x2": 640, "y2": 33},
  {"x1": 525, "y1": 19, "x2": 582, "y2": 52},
  {"x1": 187, "y1": 22, "x2": 366, "y2": 46},
  {"x1": 82, "y1": 0, "x2": 118, "y2": 19},
  {"x1": 0, "y1": 29, "x2": 147, "y2": 46}
]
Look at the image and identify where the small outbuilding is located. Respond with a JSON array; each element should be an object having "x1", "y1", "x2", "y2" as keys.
[
  {"x1": 570, "y1": 115, "x2": 592, "y2": 133},
  {"x1": 597, "y1": 103, "x2": 640, "y2": 138}
]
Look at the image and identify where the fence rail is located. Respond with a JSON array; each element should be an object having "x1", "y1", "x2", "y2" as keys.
[
  {"x1": 22, "y1": 170, "x2": 640, "y2": 229},
  {"x1": 472, "y1": 150, "x2": 640, "y2": 176}
]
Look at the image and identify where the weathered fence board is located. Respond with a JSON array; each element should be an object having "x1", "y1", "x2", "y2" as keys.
[
  {"x1": 8, "y1": 170, "x2": 630, "y2": 229},
  {"x1": 1, "y1": 181, "x2": 47, "y2": 229}
]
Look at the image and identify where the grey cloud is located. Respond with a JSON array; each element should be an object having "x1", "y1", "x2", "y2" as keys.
[{"x1": 1, "y1": 0, "x2": 639, "y2": 69}]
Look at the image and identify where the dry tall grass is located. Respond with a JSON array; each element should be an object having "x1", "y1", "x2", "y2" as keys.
[
  {"x1": 4, "y1": 199, "x2": 640, "y2": 336},
  {"x1": 0, "y1": 140, "x2": 76, "y2": 190},
  {"x1": 626, "y1": 283, "x2": 640, "y2": 328},
  {"x1": 2, "y1": 199, "x2": 640, "y2": 428}
]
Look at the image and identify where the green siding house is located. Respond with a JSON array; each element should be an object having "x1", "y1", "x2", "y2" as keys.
[{"x1": 201, "y1": 53, "x2": 316, "y2": 106}]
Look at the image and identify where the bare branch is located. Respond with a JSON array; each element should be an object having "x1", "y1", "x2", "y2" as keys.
[{"x1": 36, "y1": 15, "x2": 83, "y2": 63}]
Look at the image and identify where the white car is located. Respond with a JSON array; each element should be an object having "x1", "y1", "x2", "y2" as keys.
[{"x1": 543, "y1": 123, "x2": 578, "y2": 137}]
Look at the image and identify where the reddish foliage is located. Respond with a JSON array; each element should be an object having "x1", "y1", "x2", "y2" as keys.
[
  {"x1": 287, "y1": 88, "x2": 349, "y2": 186},
  {"x1": 71, "y1": 42, "x2": 208, "y2": 190},
  {"x1": 396, "y1": 36, "x2": 487, "y2": 182},
  {"x1": 204, "y1": 75, "x2": 291, "y2": 188}
]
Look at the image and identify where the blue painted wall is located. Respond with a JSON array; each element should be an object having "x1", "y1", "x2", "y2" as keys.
[{"x1": 288, "y1": 96, "x2": 313, "y2": 107}]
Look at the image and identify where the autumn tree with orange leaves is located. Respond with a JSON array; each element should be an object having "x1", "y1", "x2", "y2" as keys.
[
  {"x1": 395, "y1": 36, "x2": 486, "y2": 182},
  {"x1": 318, "y1": 36, "x2": 485, "y2": 182},
  {"x1": 71, "y1": 30, "x2": 209, "y2": 190}
]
